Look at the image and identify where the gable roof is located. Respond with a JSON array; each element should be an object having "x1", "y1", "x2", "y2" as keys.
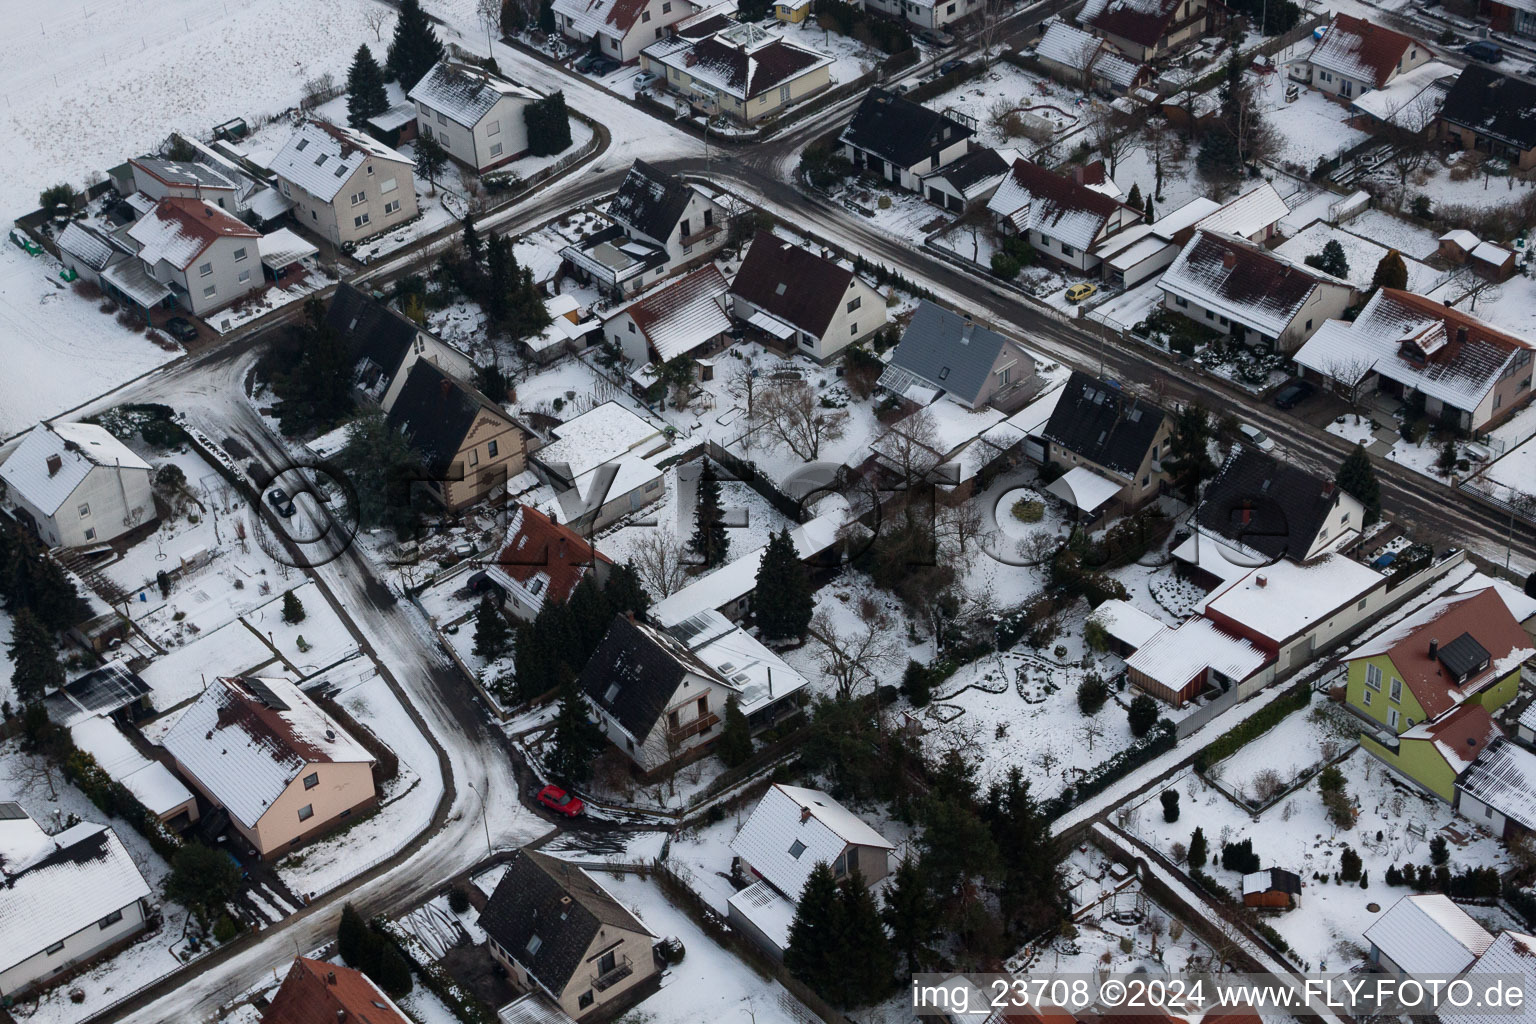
[
  {"x1": 269, "y1": 120, "x2": 411, "y2": 203},
  {"x1": 407, "y1": 61, "x2": 539, "y2": 127},
  {"x1": 57, "y1": 222, "x2": 125, "y2": 271},
  {"x1": 1078, "y1": 0, "x2": 1185, "y2": 49},
  {"x1": 261, "y1": 958, "x2": 412, "y2": 1024},
  {"x1": 0, "y1": 810, "x2": 152, "y2": 976},
  {"x1": 642, "y1": 24, "x2": 832, "y2": 101},
  {"x1": 1197, "y1": 446, "x2": 1353, "y2": 560},
  {"x1": 327, "y1": 282, "x2": 421, "y2": 385},
  {"x1": 923, "y1": 146, "x2": 1011, "y2": 197},
  {"x1": 1441, "y1": 931, "x2": 1536, "y2": 1024},
  {"x1": 730, "y1": 232, "x2": 859, "y2": 339},
  {"x1": 550, "y1": 0, "x2": 653, "y2": 38},
  {"x1": 1242, "y1": 867, "x2": 1302, "y2": 896},
  {"x1": 1364, "y1": 893, "x2": 1494, "y2": 976},
  {"x1": 879, "y1": 300, "x2": 1022, "y2": 406},
  {"x1": 729, "y1": 784, "x2": 893, "y2": 899},
  {"x1": 580, "y1": 613, "x2": 718, "y2": 741},
  {"x1": 534, "y1": 401, "x2": 664, "y2": 485},
  {"x1": 1348, "y1": 588, "x2": 1533, "y2": 719},
  {"x1": 158, "y1": 676, "x2": 373, "y2": 829},
  {"x1": 127, "y1": 196, "x2": 258, "y2": 270},
  {"x1": 1307, "y1": 14, "x2": 1422, "y2": 88},
  {"x1": 608, "y1": 160, "x2": 697, "y2": 244},
  {"x1": 1439, "y1": 64, "x2": 1536, "y2": 152},
  {"x1": 1036, "y1": 20, "x2": 1146, "y2": 87},
  {"x1": 612, "y1": 263, "x2": 731, "y2": 361},
  {"x1": 386, "y1": 361, "x2": 511, "y2": 478},
  {"x1": 1042, "y1": 371, "x2": 1166, "y2": 477},
  {"x1": 129, "y1": 156, "x2": 239, "y2": 192},
  {"x1": 486, "y1": 504, "x2": 612, "y2": 612},
  {"x1": 0, "y1": 421, "x2": 152, "y2": 517},
  {"x1": 479, "y1": 850, "x2": 653, "y2": 994},
  {"x1": 1160, "y1": 231, "x2": 1343, "y2": 337},
  {"x1": 1194, "y1": 182, "x2": 1290, "y2": 240},
  {"x1": 987, "y1": 158, "x2": 1126, "y2": 250},
  {"x1": 839, "y1": 89, "x2": 973, "y2": 169}
]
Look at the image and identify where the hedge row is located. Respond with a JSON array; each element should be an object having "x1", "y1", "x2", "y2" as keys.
[
  {"x1": 1194, "y1": 683, "x2": 1312, "y2": 772},
  {"x1": 63, "y1": 748, "x2": 182, "y2": 859},
  {"x1": 1044, "y1": 721, "x2": 1178, "y2": 818}
]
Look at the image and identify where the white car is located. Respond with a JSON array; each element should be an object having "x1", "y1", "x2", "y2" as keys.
[{"x1": 1239, "y1": 423, "x2": 1276, "y2": 452}]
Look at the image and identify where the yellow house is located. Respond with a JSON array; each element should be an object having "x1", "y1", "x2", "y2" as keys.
[
  {"x1": 640, "y1": 22, "x2": 834, "y2": 124},
  {"x1": 775, "y1": 0, "x2": 811, "y2": 21},
  {"x1": 1344, "y1": 588, "x2": 1534, "y2": 800},
  {"x1": 385, "y1": 361, "x2": 528, "y2": 511}
]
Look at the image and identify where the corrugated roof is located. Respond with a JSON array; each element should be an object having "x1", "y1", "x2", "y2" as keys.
[
  {"x1": 729, "y1": 784, "x2": 892, "y2": 898},
  {"x1": 129, "y1": 157, "x2": 238, "y2": 192},
  {"x1": 1125, "y1": 616, "x2": 1268, "y2": 692},
  {"x1": 408, "y1": 60, "x2": 539, "y2": 128},
  {"x1": 1458, "y1": 738, "x2": 1536, "y2": 831},
  {"x1": 1440, "y1": 931, "x2": 1536, "y2": 1024},
  {"x1": 269, "y1": 120, "x2": 411, "y2": 203},
  {"x1": 56, "y1": 222, "x2": 122, "y2": 271},
  {"x1": 1194, "y1": 182, "x2": 1290, "y2": 240},
  {"x1": 127, "y1": 196, "x2": 258, "y2": 270},
  {"x1": 1363, "y1": 894, "x2": 1494, "y2": 975},
  {"x1": 0, "y1": 421, "x2": 152, "y2": 517}
]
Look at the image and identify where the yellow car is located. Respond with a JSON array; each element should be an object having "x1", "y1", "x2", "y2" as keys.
[{"x1": 1065, "y1": 283, "x2": 1099, "y2": 303}]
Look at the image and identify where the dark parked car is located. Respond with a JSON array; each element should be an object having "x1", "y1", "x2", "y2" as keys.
[
  {"x1": 266, "y1": 487, "x2": 295, "y2": 518},
  {"x1": 1272, "y1": 379, "x2": 1315, "y2": 409},
  {"x1": 939, "y1": 58, "x2": 967, "y2": 75},
  {"x1": 164, "y1": 317, "x2": 198, "y2": 342},
  {"x1": 1462, "y1": 40, "x2": 1503, "y2": 62},
  {"x1": 590, "y1": 56, "x2": 621, "y2": 76},
  {"x1": 574, "y1": 52, "x2": 602, "y2": 72}
]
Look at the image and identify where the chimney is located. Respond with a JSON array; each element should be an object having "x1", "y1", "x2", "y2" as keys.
[
  {"x1": 440, "y1": 377, "x2": 453, "y2": 399},
  {"x1": 327, "y1": 971, "x2": 337, "y2": 985},
  {"x1": 1222, "y1": 250, "x2": 1237, "y2": 269},
  {"x1": 1255, "y1": 574, "x2": 1267, "y2": 587},
  {"x1": 337, "y1": 1012, "x2": 347, "y2": 1024},
  {"x1": 1429, "y1": 637, "x2": 1439, "y2": 660},
  {"x1": 46, "y1": 453, "x2": 62, "y2": 476},
  {"x1": 800, "y1": 807, "x2": 812, "y2": 823}
]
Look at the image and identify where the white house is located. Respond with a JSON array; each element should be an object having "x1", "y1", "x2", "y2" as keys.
[
  {"x1": 603, "y1": 263, "x2": 732, "y2": 371},
  {"x1": 0, "y1": 422, "x2": 155, "y2": 547},
  {"x1": 529, "y1": 401, "x2": 670, "y2": 530},
  {"x1": 551, "y1": 0, "x2": 690, "y2": 62},
  {"x1": 729, "y1": 231, "x2": 887, "y2": 361},
  {"x1": 987, "y1": 159, "x2": 1141, "y2": 272},
  {"x1": 1291, "y1": 14, "x2": 1433, "y2": 100},
  {"x1": 839, "y1": 89, "x2": 973, "y2": 193},
  {"x1": 862, "y1": 0, "x2": 981, "y2": 29},
  {"x1": 121, "y1": 196, "x2": 262, "y2": 317},
  {"x1": 0, "y1": 803, "x2": 154, "y2": 999},
  {"x1": 409, "y1": 60, "x2": 543, "y2": 173},
  {"x1": 268, "y1": 120, "x2": 419, "y2": 249}
]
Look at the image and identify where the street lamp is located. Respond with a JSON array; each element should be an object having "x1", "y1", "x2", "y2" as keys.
[{"x1": 466, "y1": 779, "x2": 493, "y2": 859}]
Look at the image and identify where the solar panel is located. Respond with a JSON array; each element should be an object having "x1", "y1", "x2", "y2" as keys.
[
  {"x1": 64, "y1": 663, "x2": 150, "y2": 714},
  {"x1": 242, "y1": 677, "x2": 292, "y2": 711},
  {"x1": 669, "y1": 611, "x2": 716, "y2": 647},
  {"x1": 0, "y1": 802, "x2": 28, "y2": 820}
]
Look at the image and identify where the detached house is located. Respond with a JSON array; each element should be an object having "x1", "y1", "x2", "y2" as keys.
[
  {"x1": 641, "y1": 21, "x2": 833, "y2": 123},
  {"x1": 560, "y1": 161, "x2": 727, "y2": 299},
  {"x1": 269, "y1": 120, "x2": 418, "y2": 249},
  {"x1": 1036, "y1": 19, "x2": 1150, "y2": 94},
  {"x1": 877, "y1": 300, "x2": 1036, "y2": 411},
  {"x1": 1077, "y1": 0, "x2": 1224, "y2": 62},
  {"x1": 551, "y1": 0, "x2": 689, "y2": 63},
  {"x1": 0, "y1": 803, "x2": 154, "y2": 999},
  {"x1": 1, "y1": 421, "x2": 155, "y2": 548},
  {"x1": 1436, "y1": 65, "x2": 1536, "y2": 172},
  {"x1": 385, "y1": 362, "x2": 529, "y2": 511},
  {"x1": 481, "y1": 504, "x2": 613, "y2": 623},
  {"x1": 987, "y1": 159, "x2": 1141, "y2": 272},
  {"x1": 158, "y1": 676, "x2": 378, "y2": 858},
  {"x1": 127, "y1": 157, "x2": 241, "y2": 210},
  {"x1": 1292, "y1": 15, "x2": 1432, "y2": 100},
  {"x1": 729, "y1": 231, "x2": 886, "y2": 361},
  {"x1": 1345, "y1": 588, "x2": 1534, "y2": 801},
  {"x1": 530, "y1": 402, "x2": 668, "y2": 530},
  {"x1": 261, "y1": 958, "x2": 413, "y2": 1024},
  {"x1": 602, "y1": 264, "x2": 733, "y2": 373},
  {"x1": 120, "y1": 197, "x2": 261, "y2": 317},
  {"x1": 863, "y1": 0, "x2": 982, "y2": 29},
  {"x1": 327, "y1": 282, "x2": 474, "y2": 411},
  {"x1": 1293, "y1": 288, "x2": 1536, "y2": 431},
  {"x1": 1194, "y1": 446, "x2": 1364, "y2": 565},
  {"x1": 1040, "y1": 371, "x2": 1170, "y2": 518},
  {"x1": 839, "y1": 90, "x2": 973, "y2": 193},
  {"x1": 726, "y1": 784, "x2": 895, "y2": 958},
  {"x1": 409, "y1": 60, "x2": 543, "y2": 173},
  {"x1": 480, "y1": 850, "x2": 658, "y2": 1020},
  {"x1": 1159, "y1": 231, "x2": 1354, "y2": 352}
]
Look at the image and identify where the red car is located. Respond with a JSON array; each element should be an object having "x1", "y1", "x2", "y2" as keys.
[{"x1": 536, "y1": 784, "x2": 584, "y2": 817}]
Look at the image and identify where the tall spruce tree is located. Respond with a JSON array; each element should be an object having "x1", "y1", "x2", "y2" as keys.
[
  {"x1": 1336, "y1": 446, "x2": 1382, "y2": 525},
  {"x1": 473, "y1": 594, "x2": 511, "y2": 660},
  {"x1": 689, "y1": 460, "x2": 729, "y2": 569},
  {"x1": 881, "y1": 857, "x2": 940, "y2": 973},
  {"x1": 346, "y1": 45, "x2": 390, "y2": 129},
  {"x1": 7, "y1": 608, "x2": 63, "y2": 705},
  {"x1": 524, "y1": 92, "x2": 573, "y2": 157},
  {"x1": 835, "y1": 871, "x2": 897, "y2": 1005},
  {"x1": 415, "y1": 133, "x2": 448, "y2": 194},
  {"x1": 984, "y1": 766, "x2": 1066, "y2": 938},
  {"x1": 462, "y1": 212, "x2": 483, "y2": 265},
  {"x1": 752, "y1": 527, "x2": 812, "y2": 642},
  {"x1": 784, "y1": 862, "x2": 846, "y2": 999},
  {"x1": 717, "y1": 693, "x2": 752, "y2": 766},
  {"x1": 1372, "y1": 250, "x2": 1408, "y2": 291},
  {"x1": 547, "y1": 677, "x2": 604, "y2": 786},
  {"x1": 1165, "y1": 403, "x2": 1216, "y2": 505},
  {"x1": 386, "y1": 0, "x2": 445, "y2": 91},
  {"x1": 0, "y1": 520, "x2": 87, "y2": 632}
]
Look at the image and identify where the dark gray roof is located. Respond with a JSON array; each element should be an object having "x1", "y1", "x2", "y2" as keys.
[
  {"x1": 927, "y1": 146, "x2": 1007, "y2": 194},
  {"x1": 608, "y1": 161, "x2": 694, "y2": 245},
  {"x1": 1439, "y1": 632, "x2": 1491, "y2": 680},
  {"x1": 478, "y1": 850, "x2": 651, "y2": 994},
  {"x1": 840, "y1": 89, "x2": 973, "y2": 169},
  {"x1": 880, "y1": 300, "x2": 1021, "y2": 405},
  {"x1": 1042, "y1": 371, "x2": 1167, "y2": 478},
  {"x1": 730, "y1": 231, "x2": 855, "y2": 338},
  {"x1": 328, "y1": 282, "x2": 419, "y2": 387},
  {"x1": 1197, "y1": 447, "x2": 1345, "y2": 561},
  {"x1": 580, "y1": 614, "x2": 718, "y2": 741},
  {"x1": 385, "y1": 362, "x2": 503, "y2": 478},
  {"x1": 1438, "y1": 64, "x2": 1536, "y2": 153},
  {"x1": 1261, "y1": 868, "x2": 1302, "y2": 895}
]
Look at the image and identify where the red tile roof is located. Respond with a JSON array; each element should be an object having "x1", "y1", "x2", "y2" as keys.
[
  {"x1": 492, "y1": 505, "x2": 611, "y2": 607},
  {"x1": 1379, "y1": 289, "x2": 1534, "y2": 359},
  {"x1": 1421, "y1": 703, "x2": 1501, "y2": 771},
  {"x1": 1310, "y1": 14, "x2": 1421, "y2": 89},
  {"x1": 260, "y1": 958, "x2": 411, "y2": 1024},
  {"x1": 1083, "y1": 0, "x2": 1186, "y2": 50}
]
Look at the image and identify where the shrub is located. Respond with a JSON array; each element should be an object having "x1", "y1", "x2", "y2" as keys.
[
  {"x1": 213, "y1": 913, "x2": 241, "y2": 942},
  {"x1": 1160, "y1": 789, "x2": 1180, "y2": 823},
  {"x1": 1011, "y1": 498, "x2": 1044, "y2": 523},
  {"x1": 1221, "y1": 838, "x2": 1260, "y2": 873},
  {"x1": 1430, "y1": 834, "x2": 1449, "y2": 866},
  {"x1": 1127, "y1": 694, "x2": 1160, "y2": 737},
  {"x1": 1197, "y1": 684, "x2": 1311, "y2": 770},
  {"x1": 1340, "y1": 846, "x2": 1362, "y2": 882},
  {"x1": 991, "y1": 251, "x2": 1022, "y2": 280},
  {"x1": 1076, "y1": 673, "x2": 1110, "y2": 714},
  {"x1": 448, "y1": 886, "x2": 471, "y2": 914}
]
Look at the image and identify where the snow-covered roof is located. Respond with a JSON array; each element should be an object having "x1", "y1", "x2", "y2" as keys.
[
  {"x1": 245, "y1": 185, "x2": 295, "y2": 222},
  {"x1": 979, "y1": 385, "x2": 1065, "y2": 451},
  {"x1": 409, "y1": 61, "x2": 540, "y2": 128},
  {"x1": 607, "y1": 264, "x2": 731, "y2": 362},
  {"x1": 551, "y1": 0, "x2": 653, "y2": 38},
  {"x1": 129, "y1": 156, "x2": 239, "y2": 192},
  {"x1": 1160, "y1": 230, "x2": 1341, "y2": 338},
  {"x1": 1037, "y1": 19, "x2": 1106, "y2": 71},
  {"x1": 1045, "y1": 464, "x2": 1123, "y2": 512},
  {"x1": 726, "y1": 879, "x2": 796, "y2": 951},
  {"x1": 57, "y1": 222, "x2": 122, "y2": 271},
  {"x1": 0, "y1": 421, "x2": 152, "y2": 517},
  {"x1": 1150, "y1": 196, "x2": 1222, "y2": 239},
  {"x1": 535, "y1": 402, "x2": 665, "y2": 484},
  {"x1": 729, "y1": 783, "x2": 892, "y2": 898},
  {"x1": 1458, "y1": 739, "x2": 1536, "y2": 831},
  {"x1": 269, "y1": 119, "x2": 411, "y2": 203},
  {"x1": 70, "y1": 716, "x2": 194, "y2": 817},
  {"x1": 1089, "y1": 599, "x2": 1166, "y2": 652},
  {"x1": 1441, "y1": 931, "x2": 1536, "y2": 1024},
  {"x1": 259, "y1": 227, "x2": 318, "y2": 269},
  {"x1": 1440, "y1": 229, "x2": 1481, "y2": 252},
  {"x1": 1194, "y1": 182, "x2": 1290, "y2": 240},
  {"x1": 1363, "y1": 894, "x2": 1494, "y2": 976},
  {"x1": 988, "y1": 159, "x2": 1124, "y2": 251},
  {"x1": 1306, "y1": 14, "x2": 1423, "y2": 89},
  {"x1": 672, "y1": 609, "x2": 811, "y2": 716},
  {"x1": 127, "y1": 196, "x2": 258, "y2": 270},
  {"x1": 526, "y1": 294, "x2": 600, "y2": 353},
  {"x1": 1125, "y1": 616, "x2": 1268, "y2": 693},
  {"x1": 1350, "y1": 60, "x2": 1457, "y2": 131},
  {"x1": 1293, "y1": 288, "x2": 1534, "y2": 416},
  {"x1": 1472, "y1": 240, "x2": 1514, "y2": 265},
  {"x1": 1203, "y1": 555, "x2": 1382, "y2": 645},
  {"x1": 158, "y1": 676, "x2": 373, "y2": 829},
  {"x1": 101, "y1": 257, "x2": 174, "y2": 307},
  {"x1": 641, "y1": 24, "x2": 832, "y2": 102},
  {"x1": 0, "y1": 808, "x2": 153, "y2": 976}
]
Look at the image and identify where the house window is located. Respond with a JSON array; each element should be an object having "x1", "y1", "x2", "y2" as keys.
[
  {"x1": 202, "y1": 284, "x2": 216, "y2": 298},
  {"x1": 1387, "y1": 707, "x2": 1400, "y2": 729},
  {"x1": 998, "y1": 366, "x2": 1010, "y2": 385},
  {"x1": 78, "y1": 503, "x2": 90, "y2": 518},
  {"x1": 1305, "y1": 319, "x2": 1313, "y2": 331},
  {"x1": 351, "y1": 191, "x2": 366, "y2": 205},
  {"x1": 579, "y1": 992, "x2": 595, "y2": 1009},
  {"x1": 233, "y1": 247, "x2": 248, "y2": 262},
  {"x1": 298, "y1": 804, "x2": 314, "y2": 821},
  {"x1": 46, "y1": 941, "x2": 65, "y2": 955},
  {"x1": 527, "y1": 935, "x2": 543, "y2": 956},
  {"x1": 847, "y1": 296, "x2": 862, "y2": 313},
  {"x1": 488, "y1": 439, "x2": 499, "y2": 457},
  {"x1": 98, "y1": 909, "x2": 124, "y2": 929},
  {"x1": 1362, "y1": 688, "x2": 1372, "y2": 706},
  {"x1": 385, "y1": 200, "x2": 402, "y2": 215},
  {"x1": 850, "y1": 322, "x2": 858, "y2": 335},
  {"x1": 1389, "y1": 679, "x2": 1402, "y2": 703},
  {"x1": 422, "y1": 124, "x2": 433, "y2": 138},
  {"x1": 470, "y1": 448, "x2": 480, "y2": 467},
  {"x1": 381, "y1": 177, "x2": 398, "y2": 194},
  {"x1": 680, "y1": 218, "x2": 690, "y2": 237},
  {"x1": 84, "y1": 527, "x2": 96, "y2": 541},
  {"x1": 599, "y1": 950, "x2": 618, "y2": 974},
  {"x1": 788, "y1": 839, "x2": 807, "y2": 859},
  {"x1": 683, "y1": 243, "x2": 694, "y2": 255},
  {"x1": 697, "y1": 695, "x2": 708, "y2": 716},
  {"x1": 668, "y1": 709, "x2": 680, "y2": 729},
  {"x1": 488, "y1": 119, "x2": 501, "y2": 136},
  {"x1": 642, "y1": 9, "x2": 651, "y2": 19},
  {"x1": 355, "y1": 213, "x2": 371, "y2": 227},
  {"x1": 441, "y1": 133, "x2": 451, "y2": 148},
  {"x1": 490, "y1": 142, "x2": 503, "y2": 157},
  {"x1": 1357, "y1": 597, "x2": 1368, "y2": 611},
  {"x1": 1365, "y1": 662, "x2": 1382, "y2": 691},
  {"x1": 198, "y1": 262, "x2": 213, "y2": 277},
  {"x1": 1060, "y1": 243, "x2": 1074, "y2": 256},
  {"x1": 238, "y1": 269, "x2": 251, "y2": 283},
  {"x1": 437, "y1": 111, "x2": 447, "y2": 125},
  {"x1": 1175, "y1": 296, "x2": 1188, "y2": 307},
  {"x1": 780, "y1": 84, "x2": 792, "y2": 103},
  {"x1": 304, "y1": 772, "x2": 319, "y2": 789},
  {"x1": 366, "y1": 164, "x2": 373, "y2": 175}
]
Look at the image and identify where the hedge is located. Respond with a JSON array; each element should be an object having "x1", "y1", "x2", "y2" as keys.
[
  {"x1": 378, "y1": 919, "x2": 497, "y2": 1024},
  {"x1": 1189, "y1": 869, "x2": 1236, "y2": 904},
  {"x1": 63, "y1": 748, "x2": 182, "y2": 859},
  {"x1": 1194, "y1": 683, "x2": 1311, "y2": 772},
  {"x1": 1044, "y1": 721, "x2": 1178, "y2": 819}
]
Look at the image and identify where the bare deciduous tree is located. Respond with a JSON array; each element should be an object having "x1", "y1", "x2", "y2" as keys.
[
  {"x1": 872, "y1": 407, "x2": 942, "y2": 485},
  {"x1": 631, "y1": 527, "x2": 689, "y2": 598},
  {"x1": 1086, "y1": 102, "x2": 1139, "y2": 179},
  {"x1": 809, "y1": 608, "x2": 901, "y2": 699},
  {"x1": 364, "y1": 9, "x2": 388, "y2": 41},
  {"x1": 757, "y1": 379, "x2": 850, "y2": 461},
  {"x1": 936, "y1": 497, "x2": 987, "y2": 564},
  {"x1": 1322, "y1": 355, "x2": 1376, "y2": 424}
]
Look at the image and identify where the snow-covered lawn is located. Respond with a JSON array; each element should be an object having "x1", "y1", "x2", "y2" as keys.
[
  {"x1": 1256, "y1": 77, "x2": 1371, "y2": 178},
  {"x1": 1347, "y1": 210, "x2": 1443, "y2": 260},
  {"x1": 1274, "y1": 222, "x2": 1446, "y2": 294},
  {"x1": 1123, "y1": 751, "x2": 1517, "y2": 968},
  {"x1": 1472, "y1": 432, "x2": 1536, "y2": 505},
  {"x1": 1206, "y1": 701, "x2": 1359, "y2": 808},
  {"x1": 922, "y1": 61, "x2": 1075, "y2": 150},
  {"x1": 1428, "y1": 271, "x2": 1536, "y2": 341},
  {"x1": 836, "y1": 183, "x2": 953, "y2": 245},
  {"x1": 208, "y1": 263, "x2": 338, "y2": 335}
]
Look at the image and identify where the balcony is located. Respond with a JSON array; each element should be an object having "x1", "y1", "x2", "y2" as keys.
[
  {"x1": 592, "y1": 955, "x2": 634, "y2": 991},
  {"x1": 668, "y1": 712, "x2": 720, "y2": 745}
]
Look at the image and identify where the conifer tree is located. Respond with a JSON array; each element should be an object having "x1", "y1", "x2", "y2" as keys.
[
  {"x1": 473, "y1": 594, "x2": 511, "y2": 660},
  {"x1": 717, "y1": 693, "x2": 752, "y2": 766},
  {"x1": 1126, "y1": 183, "x2": 1143, "y2": 211},
  {"x1": 752, "y1": 528, "x2": 812, "y2": 642},
  {"x1": 7, "y1": 608, "x2": 63, "y2": 705},
  {"x1": 524, "y1": 91, "x2": 573, "y2": 157},
  {"x1": 784, "y1": 862, "x2": 846, "y2": 999},
  {"x1": 689, "y1": 460, "x2": 729, "y2": 569},
  {"x1": 881, "y1": 857, "x2": 940, "y2": 973},
  {"x1": 1188, "y1": 826, "x2": 1208, "y2": 867},
  {"x1": 1371, "y1": 250, "x2": 1409, "y2": 292},
  {"x1": 415, "y1": 133, "x2": 448, "y2": 195},
  {"x1": 282, "y1": 589, "x2": 306, "y2": 624},
  {"x1": 1336, "y1": 446, "x2": 1382, "y2": 525},
  {"x1": 538, "y1": 0, "x2": 556, "y2": 33},
  {"x1": 835, "y1": 871, "x2": 896, "y2": 1005},
  {"x1": 547, "y1": 677, "x2": 604, "y2": 786},
  {"x1": 346, "y1": 45, "x2": 389, "y2": 129},
  {"x1": 386, "y1": 0, "x2": 445, "y2": 91},
  {"x1": 338, "y1": 903, "x2": 372, "y2": 969},
  {"x1": 462, "y1": 212, "x2": 483, "y2": 265}
]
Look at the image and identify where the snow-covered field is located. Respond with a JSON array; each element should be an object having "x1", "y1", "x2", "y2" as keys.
[
  {"x1": 923, "y1": 61, "x2": 1077, "y2": 151},
  {"x1": 1274, "y1": 222, "x2": 1446, "y2": 294},
  {"x1": 1257, "y1": 76, "x2": 1370, "y2": 177}
]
